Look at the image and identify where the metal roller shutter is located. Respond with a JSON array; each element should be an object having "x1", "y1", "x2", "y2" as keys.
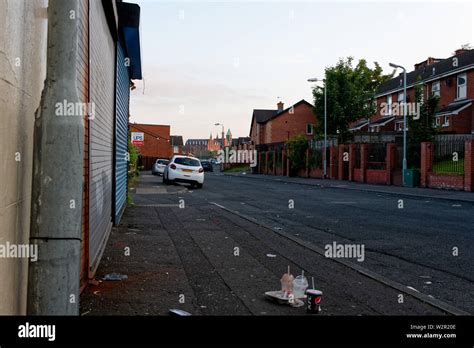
[
  {"x1": 88, "y1": 0, "x2": 115, "y2": 277},
  {"x1": 114, "y1": 42, "x2": 129, "y2": 225}
]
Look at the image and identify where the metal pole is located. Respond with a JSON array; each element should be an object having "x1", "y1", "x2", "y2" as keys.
[
  {"x1": 324, "y1": 81, "x2": 327, "y2": 178},
  {"x1": 27, "y1": 0, "x2": 83, "y2": 315},
  {"x1": 402, "y1": 68, "x2": 407, "y2": 185}
]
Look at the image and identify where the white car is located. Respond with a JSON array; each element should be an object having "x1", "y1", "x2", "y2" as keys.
[
  {"x1": 163, "y1": 155, "x2": 204, "y2": 188},
  {"x1": 152, "y1": 159, "x2": 170, "y2": 176}
]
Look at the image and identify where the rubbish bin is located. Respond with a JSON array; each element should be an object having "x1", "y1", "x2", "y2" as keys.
[{"x1": 403, "y1": 169, "x2": 420, "y2": 187}]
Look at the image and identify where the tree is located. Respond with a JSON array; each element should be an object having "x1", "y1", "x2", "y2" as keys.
[
  {"x1": 286, "y1": 135, "x2": 308, "y2": 174},
  {"x1": 312, "y1": 57, "x2": 392, "y2": 142},
  {"x1": 407, "y1": 83, "x2": 439, "y2": 169}
]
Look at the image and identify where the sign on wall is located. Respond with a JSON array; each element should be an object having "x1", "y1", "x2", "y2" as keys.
[{"x1": 131, "y1": 132, "x2": 144, "y2": 146}]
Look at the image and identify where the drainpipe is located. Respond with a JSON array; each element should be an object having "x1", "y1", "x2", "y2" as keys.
[{"x1": 27, "y1": 0, "x2": 84, "y2": 315}]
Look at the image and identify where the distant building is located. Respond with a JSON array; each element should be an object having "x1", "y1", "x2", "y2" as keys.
[{"x1": 184, "y1": 132, "x2": 233, "y2": 156}]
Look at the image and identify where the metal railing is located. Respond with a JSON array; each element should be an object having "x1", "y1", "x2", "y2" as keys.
[
  {"x1": 433, "y1": 138, "x2": 465, "y2": 174},
  {"x1": 367, "y1": 143, "x2": 386, "y2": 170}
]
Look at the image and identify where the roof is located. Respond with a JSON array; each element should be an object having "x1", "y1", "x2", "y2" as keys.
[
  {"x1": 253, "y1": 110, "x2": 278, "y2": 124},
  {"x1": 348, "y1": 120, "x2": 369, "y2": 131},
  {"x1": 376, "y1": 49, "x2": 474, "y2": 97},
  {"x1": 118, "y1": 2, "x2": 142, "y2": 80},
  {"x1": 170, "y1": 136, "x2": 184, "y2": 146},
  {"x1": 368, "y1": 116, "x2": 395, "y2": 127},
  {"x1": 435, "y1": 99, "x2": 472, "y2": 117}
]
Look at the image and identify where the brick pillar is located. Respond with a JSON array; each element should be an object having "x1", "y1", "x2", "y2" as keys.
[
  {"x1": 420, "y1": 142, "x2": 433, "y2": 188},
  {"x1": 338, "y1": 144, "x2": 344, "y2": 180},
  {"x1": 305, "y1": 148, "x2": 310, "y2": 178},
  {"x1": 265, "y1": 151, "x2": 269, "y2": 175},
  {"x1": 282, "y1": 149, "x2": 286, "y2": 177},
  {"x1": 273, "y1": 150, "x2": 277, "y2": 175},
  {"x1": 348, "y1": 144, "x2": 356, "y2": 181},
  {"x1": 464, "y1": 140, "x2": 474, "y2": 192},
  {"x1": 386, "y1": 143, "x2": 396, "y2": 185},
  {"x1": 329, "y1": 145, "x2": 338, "y2": 179},
  {"x1": 360, "y1": 144, "x2": 368, "y2": 183}
]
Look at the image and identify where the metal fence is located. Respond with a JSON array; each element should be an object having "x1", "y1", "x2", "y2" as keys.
[
  {"x1": 354, "y1": 143, "x2": 361, "y2": 169},
  {"x1": 367, "y1": 143, "x2": 386, "y2": 170},
  {"x1": 310, "y1": 148, "x2": 323, "y2": 169},
  {"x1": 309, "y1": 138, "x2": 338, "y2": 149},
  {"x1": 433, "y1": 138, "x2": 465, "y2": 174}
]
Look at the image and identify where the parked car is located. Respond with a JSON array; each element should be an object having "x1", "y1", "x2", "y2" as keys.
[
  {"x1": 152, "y1": 159, "x2": 170, "y2": 176},
  {"x1": 210, "y1": 159, "x2": 217, "y2": 165},
  {"x1": 163, "y1": 155, "x2": 204, "y2": 188},
  {"x1": 201, "y1": 160, "x2": 213, "y2": 172}
]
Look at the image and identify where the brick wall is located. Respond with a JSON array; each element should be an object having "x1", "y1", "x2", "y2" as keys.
[
  {"x1": 265, "y1": 103, "x2": 315, "y2": 144},
  {"x1": 130, "y1": 123, "x2": 171, "y2": 159}
]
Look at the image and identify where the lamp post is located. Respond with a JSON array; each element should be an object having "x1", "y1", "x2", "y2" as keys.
[
  {"x1": 389, "y1": 62, "x2": 407, "y2": 185},
  {"x1": 214, "y1": 122, "x2": 225, "y2": 149},
  {"x1": 214, "y1": 123, "x2": 225, "y2": 171},
  {"x1": 308, "y1": 77, "x2": 327, "y2": 178}
]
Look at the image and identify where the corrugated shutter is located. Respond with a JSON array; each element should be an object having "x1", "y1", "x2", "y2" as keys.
[
  {"x1": 114, "y1": 42, "x2": 129, "y2": 225},
  {"x1": 89, "y1": 0, "x2": 115, "y2": 277}
]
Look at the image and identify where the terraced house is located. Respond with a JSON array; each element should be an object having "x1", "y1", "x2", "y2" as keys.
[{"x1": 351, "y1": 48, "x2": 474, "y2": 135}]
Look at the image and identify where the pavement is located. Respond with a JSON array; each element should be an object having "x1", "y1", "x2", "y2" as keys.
[{"x1": 80, "y1": 170, "x2": 473, "y2": 316}]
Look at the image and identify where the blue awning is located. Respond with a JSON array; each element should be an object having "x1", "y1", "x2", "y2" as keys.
[{"x1": 118, "y1": 2, "x2": 142, "y2": 80}]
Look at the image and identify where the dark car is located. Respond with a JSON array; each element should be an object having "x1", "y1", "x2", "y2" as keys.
[{"x1": 200, "y1": 160, "x2": 213, "y2": 172}]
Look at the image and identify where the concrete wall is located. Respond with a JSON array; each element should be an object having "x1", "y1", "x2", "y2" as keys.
[{"x1": 0, "y1": 0, "x2": 48, "y2": 314}]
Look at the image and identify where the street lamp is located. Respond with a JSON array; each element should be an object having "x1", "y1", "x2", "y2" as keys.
[
  {"x1": 389, "y1": 62, "x2": 407, "y2": 185},
  {"x1": 308, "y1": 77, "x2": 327, "y2": 178}
]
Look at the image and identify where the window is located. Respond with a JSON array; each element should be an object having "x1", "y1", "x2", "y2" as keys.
[
  {"x1": 443, "y1": 116, "x2": 450, "y2": 127},
  {"x1": 395, "y1": 121, "x2": 403, "y2": 131},
  {"x1": 387, "y1": 95, "x2": 392, "y2": 115},
  {"x1": 398, "y1": 92, "x2": 404, "y2": 103},
  {"x1": 432, "y1": 81, "x2": 440, "y2": 97},
  {"x1": 435, "y1": 117, "x2": 440, "y2": 127},
  {"x1": 306, "y1": 123, "x2": 314, "y2": 135},
  {"x1": 173, "y1": 145, "x2": 179, "y2": 153},
  {"x1": 457, "y1": 73, "x2": 467, "y2": 99},
  {"x1": 174, "y1": 157, "x2": 200, "y2": 167}
]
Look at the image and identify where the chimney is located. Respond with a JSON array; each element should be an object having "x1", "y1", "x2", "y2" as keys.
[
  {"x1": 454, "y1": 48, "x2": 470, "y2": 56},
  {"x1": 414, "y1": 57, "x2": 440, "y2": 71},
  {"x1": 277, "y1": 101, "x2": 284, "y2": 112}
]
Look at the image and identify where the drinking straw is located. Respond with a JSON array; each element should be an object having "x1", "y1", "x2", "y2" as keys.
[{"x1": 312, "y1": 277, "x2": 315, "y2": 289}]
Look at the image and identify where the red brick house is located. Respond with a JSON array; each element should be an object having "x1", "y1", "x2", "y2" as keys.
[
  {"x1": 129, "y1": 122, "x2": 172, "y2": 159},
  {"x1": 249, "y1": 100, "x2": 316, "y2": 145},
  {"x1": 350, "y1": 48, "x2": 474, "y2": 135}
]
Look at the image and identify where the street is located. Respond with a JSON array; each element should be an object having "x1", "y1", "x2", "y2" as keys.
[{"x1": 81, "y1": 170, "x2": 473, "y2": 315}]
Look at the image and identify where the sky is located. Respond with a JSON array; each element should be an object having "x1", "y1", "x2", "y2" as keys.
[{"x1": 128, "y1": 0, "x2": 473, "y2": 142}]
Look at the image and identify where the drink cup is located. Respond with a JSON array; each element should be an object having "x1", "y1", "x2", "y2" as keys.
[{"x1": 306, "y1": 289, "x2": 322, "y2": 314}]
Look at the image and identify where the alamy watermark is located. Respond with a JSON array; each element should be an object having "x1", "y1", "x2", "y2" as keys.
[
  {"x1": 55, "y1": 99, "x2": 95, "y2": 120},
  {"x1": 324, "y1": 241, "x2": 365, "y2": 262},
  {"x1": 217, "y1": 148, "x2": 258, "y2": 167},
  {"x1": 380, "y1": 102, "x2": 422, "y2": 120},
  {"x1": 0, "y1": 242, "x2": 38, "y2": 262}
]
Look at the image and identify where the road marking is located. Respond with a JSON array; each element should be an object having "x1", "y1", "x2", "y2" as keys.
[
  {"x1": 209, "y1": 201, "x2": 470, "y2": 316},
  {"x1": 134, "y1": 204, "x2": 179, "y2": 207},
  {"x1": 210, "y1": 202, "x2": 227, "y2": 210}
]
